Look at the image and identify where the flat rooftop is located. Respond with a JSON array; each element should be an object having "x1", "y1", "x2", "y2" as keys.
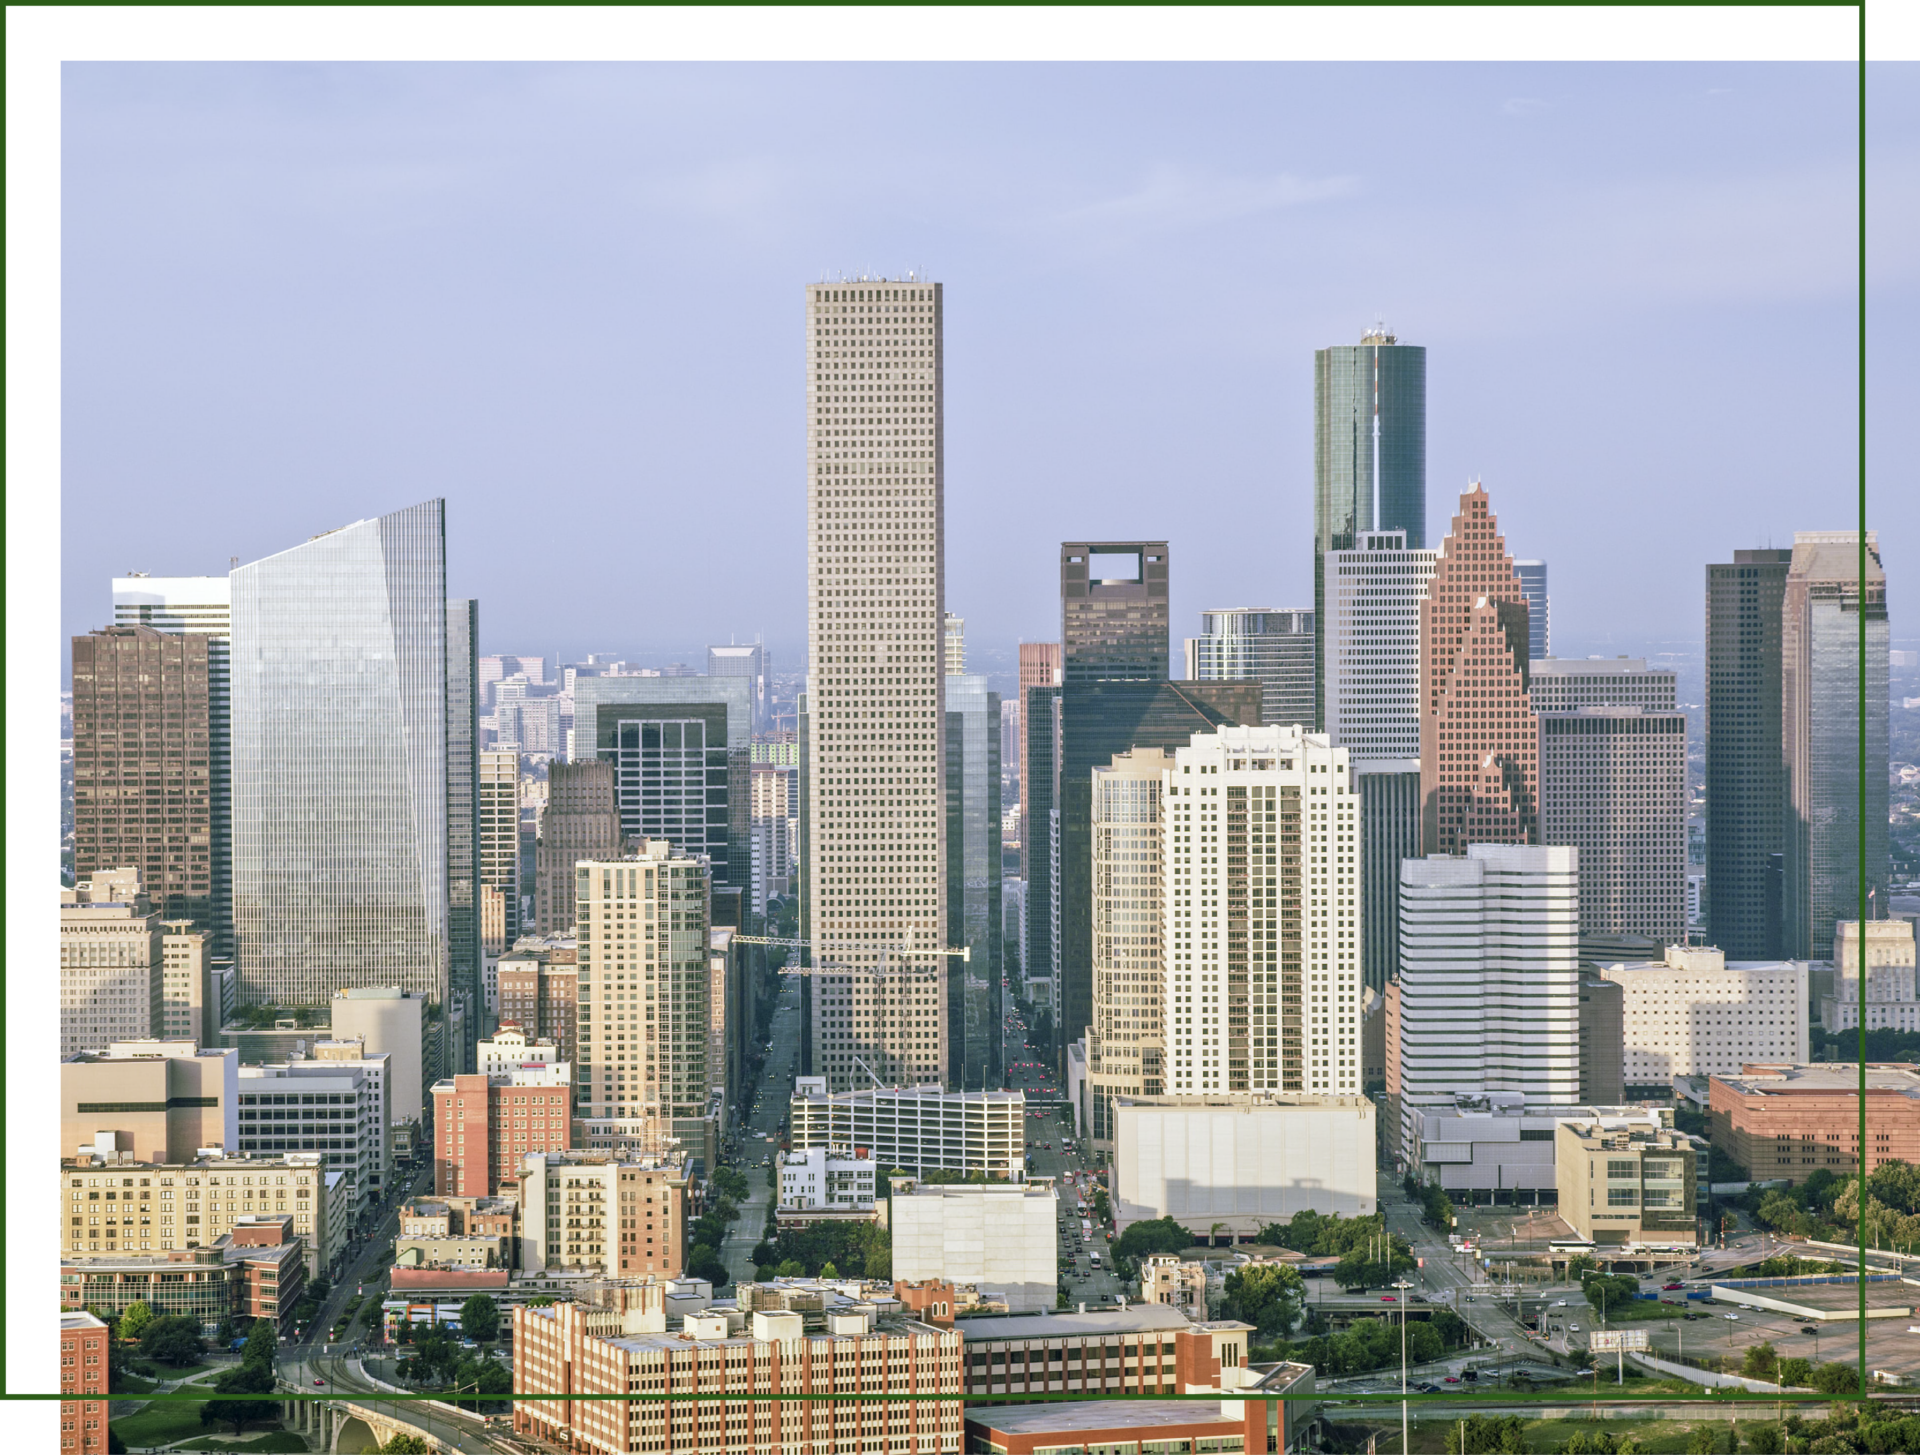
[
  {"x1": 1714, "y1": 1064, "x2": 1920, "y2": 1099},
  {"x1": 1711, "y1": 1278, "x2": 1915, "y2": 1322},
  {"x1": 968, "y1": 1400, "x2": 1241, "y2": 1435},
  {"x1": 954, "y1": 1305, "x2": 1197, "y2": 1342}
]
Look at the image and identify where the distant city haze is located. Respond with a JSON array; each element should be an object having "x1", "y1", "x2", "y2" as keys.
[{"x1": 60, "y1": 62, "x2": 1909, "y2": 673}]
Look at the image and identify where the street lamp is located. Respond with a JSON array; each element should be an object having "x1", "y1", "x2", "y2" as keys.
[{"x1": 1393, "y1": 1277, "x2": 1415, "y2": 1454}]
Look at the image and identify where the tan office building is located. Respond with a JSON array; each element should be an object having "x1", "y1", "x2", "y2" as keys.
[
  {"x1": 63, "y1": 1041, "x2": 239, "y2": 1163},
  {"x1": 61, "y1": 870, "x2": 164, "y2": 1059},
  {"x1": 1554, "y1": 1118, "x2": 1701, "y2": 1247},
  {"x1": 62, "y1": 1151, "x2": 333, "y2": 1276}
]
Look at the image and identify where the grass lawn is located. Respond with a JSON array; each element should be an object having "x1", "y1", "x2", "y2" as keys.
[
  {"x1": 173, "y1": 1432, "x2": 307, "y2": 1453},
  {"x1": 145, "y1": 1358, "x2": 219, "y2": 1378},
  {"x1": 109, "y1": 1397, "x2": 209, "y2": 1447},
  {"x1": 112, "y1": 1372, "x2": 160, "y2": 1395},
  {"x1": 1598, "y1": 1300, "x2": 1688, "y2": 1322}
]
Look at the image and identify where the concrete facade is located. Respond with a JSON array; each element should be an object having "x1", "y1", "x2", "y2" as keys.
[
  {"x1": 1600, "y1": 946, "x2": 1810, "y2": 1093},
  {"x1": 890, "y1": 1176, "x2": 1057, "y2": 1312},
  {"x1": 62, "y1": 1041, "x2": 239, "y2": 1164}
]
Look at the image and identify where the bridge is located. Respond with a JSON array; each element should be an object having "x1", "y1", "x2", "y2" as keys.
[
  {"x1": 275, "y1": 1346, "x2": 509, "y2": 1454},
  {"x1": 281, "y1": 1391, "x2": 463, "y2": 1453}
]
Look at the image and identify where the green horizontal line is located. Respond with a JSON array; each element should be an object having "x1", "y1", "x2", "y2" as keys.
[{"x1": 16, "y1": 1389, "x2": 1860, "y2": 1406}]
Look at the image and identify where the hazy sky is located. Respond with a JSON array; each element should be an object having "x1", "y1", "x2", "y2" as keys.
[{"x1": 60, "y1": 62, "x2": 1914, "y2": 673}]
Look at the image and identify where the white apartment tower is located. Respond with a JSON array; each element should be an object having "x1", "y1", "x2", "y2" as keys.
[
  {"x1": 804, "y1": 277, "x2": 947, "y2": 1092},
  {"x1": 1395, "y1": 844, "x2": 1581, "y2": 1161},
  {"x1": 1166, "y1": 725, "x2": 1362, "y2": 1097},
  {"x1": 1087, "y1": 748, "x2": 1170, "y2": 1148},
  {"x1": 1324, "y1": 530, "x2": 1439, "y2": 760},
  {"x1": 478, "y1": 749, "x2": 520, "y2": 956}
]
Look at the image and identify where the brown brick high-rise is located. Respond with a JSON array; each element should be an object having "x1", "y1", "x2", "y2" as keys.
[
  {"x1": 534, "y1": 760, "x2": 622, "y2": 933},
  {"x1": 1419, "y1": 485, "x2": 1538, "y2": 854},
  {"x1": 72, "y1": 626, "x2": 213, "y2": 923}
]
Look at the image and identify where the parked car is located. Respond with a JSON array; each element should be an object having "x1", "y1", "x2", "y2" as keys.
[
  {"x1": 1442, "y1": 1376, "x2": 1460, "y2": 1384},
  {"x1": 1662, "y1": 1282, "x2": 1684, "y2": 1291}
]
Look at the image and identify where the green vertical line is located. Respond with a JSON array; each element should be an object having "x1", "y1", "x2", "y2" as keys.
[{"x1": 1857, "y1": 0, "x2": 1869, "y2": 1404}]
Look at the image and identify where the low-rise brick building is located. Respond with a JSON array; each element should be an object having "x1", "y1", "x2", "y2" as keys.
[
  {"x1": 433, "y1": 1068, "x2": 573, "y2": 1197},
  {"x1": 951, "y1": 1303, "x2": 1255, "y2": 1398},
  {"x1": 1710, "y1": 1062, "x2": 1920, "y2": 1182},
  {"x1": 60, "y1": 1311, "x2": 110, "y2": 1455}
]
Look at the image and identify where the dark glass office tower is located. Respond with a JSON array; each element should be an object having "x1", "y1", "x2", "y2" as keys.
[
  {"x1": 1782, "y1": 532, "x2": 1890, "y2": 959},
  {"x1": 1061, "y1": 543, "x2": 1170, "y2": 683},
  {"x1": 945, "y1": 674, "x2": 1003, "y2": 1091},
  {"x1": 1314, "y1": 331, "x2": 1426, "y2": 728},
  {"x1": 447, "y1": 598, "x2": 481, "y2": 1073},
  {"x1": 1705, "y1": 549, "x2": 1791, "y2": 957}
]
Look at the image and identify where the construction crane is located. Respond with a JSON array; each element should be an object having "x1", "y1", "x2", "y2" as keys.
[{"x1": 729, "y1": 934, "x2": 969, "y2": 982}]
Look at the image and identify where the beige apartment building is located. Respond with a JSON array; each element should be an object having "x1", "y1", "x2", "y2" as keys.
[
  {"x1": 61, "y1": 869, "x2": 164, "y2": 1058},
  {"x1": 62, "y1": 1041, "x2": 239, "y2": 1163},
  {"x1": 1599, "y1": 945, "x2": 1809, "y2": 1096},
  {"x1": 517, "y1": 1150, "x2": 688, "y2": 1278},
  {"x1": 1087, "y1": 748, "x2": 1169, "y2": 1151},
  {"x1": 157, "y1": 920, "x2": 218, "y2": 1044},
  {"x1": 1139, "y1": 1254, "x2": 1208, "y2": 1320},
  {"x1": 1554, "y1": 1118, "x2": 1701, "y2": 1247}
]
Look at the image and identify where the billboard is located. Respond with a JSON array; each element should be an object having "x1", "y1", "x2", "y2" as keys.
[{"x1": 1588, "y1": 1330, "x2": 1651, "y2": 1352}]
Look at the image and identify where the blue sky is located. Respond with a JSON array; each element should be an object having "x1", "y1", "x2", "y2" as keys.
[{"x1": 59, "y1": 61, "x2": 1912, "y2": 672}]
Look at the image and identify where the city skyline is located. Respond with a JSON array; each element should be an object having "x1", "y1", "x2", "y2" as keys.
[{"x1": 53, "y1": 61, "x2": 1902, "y2": 675}]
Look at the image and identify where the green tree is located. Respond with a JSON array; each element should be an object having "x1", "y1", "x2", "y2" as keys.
[
  {"x1": 1745, "y1": 1426, "x2": 1784, "y2": 1455},
  {"x1": 1582, "y1": 1273, "x2": 1639, "y2": 1321},
  {"x1": 138, "y1": 1314, "x2": 206, "y2": 1366},
  {"x1": 819, "y1": 1261, "x2": 840, "y2": 1279},
  {"x1": 242, "y1": 1315, "x2": 277, "y2": 1370},
  {"x1": 1684, "y1": 1428, "x2": 1716, "y2": 1455},
  {"x1": 200, "y1": 1359, "x2": 276, "y2": 1436},
  {"x1": 1218, "y1": 1263, "x2": 1305, "y2": 1338},
  {"x1": 1741, "y1": 1340, "x2": 1779, "y2": 1381},
  {"x1": 1777, "y1": 1356, "x2": 1813, "y2": 1387},
  {"x1": 116, "y1": 1300, "x2": 154, "y2": 1342},
  {"x1": 711, "y1": 1167, "x2": 750, "y2": 1202},
  {"x1": 460, "y1": 1293, "x2": 501, "y2": 1344},
  {"x1": 1811, "y1": 1361, "x2": 1862, "y2": 1395},
  {"x1": 376, "y1": 1438, "x2": 436, "y2": 1454},
  {"x1": 774, "y1": 1259, "x2": 804, "y2": 1277},
  {"x1": 1408, "y1": 1323, "x2": 1444, "y2": 1363},
  {"x1": 1565, "y1": 1253, "x2": 1600, "y2": 1280},
  {"x1": 1114, "y1": 1216, "x2": 1190, "y2": 1260}
]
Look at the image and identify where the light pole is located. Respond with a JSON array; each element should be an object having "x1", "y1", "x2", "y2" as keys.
[{"x1": 1393, "y1": 1277, "x2": 1414, "y2": 1453}]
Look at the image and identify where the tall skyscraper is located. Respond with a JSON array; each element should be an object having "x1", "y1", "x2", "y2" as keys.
[
  {"x1": 573, "y1": 844, "x2": 711, "y2": 1127},
  {"x1": 479, "y1": 749, "x2": 522, "y2": 956},
  {"x1": 1314, "y1": 330, "x2": 1426, "y2": 728},
  {"x1": 1061, "y1": 542, "x2": 1169, "y2": 683},
  {"x1": 1185, "y1": 608, "x2": 1315, "y2": 728},
  {"x1": 574, "y1": 676, "x2": 754, "y2": 894},
  {"x1": 1512, "y1": 561, "x2": 1550, "y2": 661},
  {"x1": 229, "y1": 500, "x2": 450, "y2": 1011},
  {"x1": 1017, "y1": 641, "x2": 1062, "y2": 887},
  {"x1": 1538, "y1": 707, "x2": 1688, "y2": 947},
  {"x1": 1355, "y1": 761, "x2": 1422, "y2": 993},
  {"x1": 1528, "y1": 657, "x2": 1677, "y2": 713},
  {"x1": 113, "y1": 575, "x2": 233, "y2": 954},
  {"x1": 1394, "y1": 844, "x2": 1580, "y2": 1161},
  {"x1": 1086, "y1": 747, "x2": 1170, "y2": 1149},
  {"x1": 1782, "y1": 531, "x2": 1891, "y2": 959},
  {"x1": 534, "y1": 761, "x2": 624, "y2": 934},
  {"x1": 803, "y1": 276, "x2": 947, "y2": 1093},
  {"x1": 71, "y1": 625, "x2": 214, "y2": 927},
  {"x1": 706, "y1": 643, "x2": 769, "y2": 730},
  {"x1": 944, "y1": 672, "x2": 1002, "y2": 1090},
  {"x1": 1418, "y1": 485, "x2": 1538, "y2": 855},
  {"x1": 1705, "y1": 549, "x2": 1792, "y2": 957},
  {"x1": 447, "y1": 599, "x2": 481, "y2": 1073},
  {"x1": 1324, "y1": 531, "x2": 1440, "y2": 760},
  {"x1": 943, "y1": 613, "x2": 966, "y2": 674}
]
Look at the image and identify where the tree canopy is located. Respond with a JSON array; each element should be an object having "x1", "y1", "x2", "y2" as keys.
[
  {"x1": 460, "y1": 1293, "x2": 500, "y2": 1344},
  {"x1": 1217, "y1": 1263, "x2": 1305, "y2": 1337},
  {"x1": 116, "y1": 1301, "x2": 153, "y2": 1341},
  {"x1": 138, "y1": 1314, "x2": 206, "y2": 1366},
  {"x1": 1113, "y1": 1216, "x2": 1191, "y2": 1260}
]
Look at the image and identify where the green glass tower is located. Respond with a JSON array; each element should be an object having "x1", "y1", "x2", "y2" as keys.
[{"x1": 1314, "y1": 330, "x2": 1426, "y2": 728}]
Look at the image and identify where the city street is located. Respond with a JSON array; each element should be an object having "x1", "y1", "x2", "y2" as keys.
[{"x1": 723, "y1": 972, "x2": 803, "y2": 1285}]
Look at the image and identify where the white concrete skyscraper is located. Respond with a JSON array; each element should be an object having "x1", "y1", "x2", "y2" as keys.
[{"x1": 803, "y1": 276, "x2": 948, "y2": 1092}]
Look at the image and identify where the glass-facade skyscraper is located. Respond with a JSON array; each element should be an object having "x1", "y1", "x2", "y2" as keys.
[
  {"x1": 944, "y1": 673, "x2": 1003, "y2": 1091},
  {"x1": 230, "y1": 499, "x2": 451, "y2": 1011},
  {"x1": 1184, "y1": 608, "x2": 1315, "y2": 729},
  {"x1": 447, "y1": 598, "x2": 481, "y2": 1072},
  {"x1": 1513, "y1": 561, "x2": 1549, "y2": 661},
  {"x1": 1782, "y1": 531, "x2": 1890, "y2": 959},
  {"x1": 1314, "y1": 331, "x2": 1426, "y2": 728}
]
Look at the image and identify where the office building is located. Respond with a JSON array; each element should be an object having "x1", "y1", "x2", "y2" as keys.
[
  {"x1": 575, "y1": 844, "x2": 712, "y2": 1130},
  {"x1": 1822, "y1": 918, "x2": 1920, "y2": 1032},
  {"x1": 1554, "y1": 1118, "x2": 1700, "y2": 1247},
  {"x1": 516, "y1": 1150, "x2": 688, "y2": 1275},
  {"x1": 1356, "y1": 760, "x2": 1422, "y2": 992},
  {"x1": 802, "y1": 277, "x2": 947, "y2": 1092},
  {"x1": 1087, "y1": 748, "x2": 1170, "y2": 1148},
  {"x1": 1418, "y1": 484, "x2": 1539, "y2": 854},
  {"x1": 953, "y1": 1301, "x2": 1272, "y2": 1399},
  {"x1": 706, "y1": 642, "x2": 770, "y2": 729},
  {"x1": 1165, "y1": 725, "x2": 1361, "y2": 1096},
  {"x1": 709, "y1": 925, "x2": 748, "y2": 1125},
  {"x1": 1111, "y1": 1094, "x2": 1376, "y2": 1238},
  {"x1": 237, "y1": 1049, "x2": 390, "y2": 1215},
  {"x1": 1056, "y1": 682, "x2": 1264, "y2": 1071},
  {"x1": 778, "y1": 1147, "x2": 878, "y2": 1211},
  {"x1": 749, "y1": 763, "x2": 798, "y2": 913},
  {"x1": 478, "y1": 749, "x2": 522, "y2": 956},
  {"x1": 61, "y1": 869, "x2": 163, "y2": 1058},
  {"x1": 1023, "y1": 680, "x2": 1061, "y2": 991},
  {"x1": 1705, "y1": 549, "x2": 1793, "y2": 957},
  {"x1": 60, "y1": 1151, "x2": 335, "y2": 1277},
  {"x1": 447, "y1": 598, "x2": 481, "y2": 1072},
  {"x1": 1017, "y1": 642, "x2": 1062, "y2": 884},
  {"x1": 62, "y1": 1041, "x2": 240, "y2": 1163},
  {"x1": 60, "y1": 1310, "x2": 110, "y2": 1455},
  {"x1": 157, "y1": 920, "x2": 217, "y2": 1043},
  {"x1": 61, "y1": 1230, "x2": 307, "y2": 1336},
  {"x1": 1597, "y1": 946, "x2": 1809, "y2": 1096},
  {"x1": 1578, "y1": 974, "x2": 1625, "y2": 1105},
  {"x1": 1528, "y1": 657, "x2": 1678, "y2": 713},
  {"x1": 788, "y1": 1079, "x2": 1024, "y2": 1179},
  {"x1": 1324, "y1": 531, "x2": 1440, "y2": 760},
  {"x1": 575, "y1": 675, "x2": 754, "y2": 893},
  {"x1": 1403, "y1": 1100, "x2": 1670, "y2": 1203},
  {"x1": 1314, "y1": 329, "x2": 1426, "y2": 728},
  {"x1": 751, "y1": 733, "x2": 800, "y2": 767},
  {"x1": 534, "y1": 760, "x2": 623, "y2": 935},
  {"x1": 477, "y1": 1025, "x2": 561, "y2": 1076},
  {"x1": 1394, "y1": 845, "x2": 1580, "y2": 1162},
  {"x1": 946, "y1": 672, "x2": 1004, "y2": 1090},
  {"x1": 1539, "y1": 707, "x2": 1688, "y2": 945},
  {"x1": 944, "y1": 612, "x2": 965, "y2": 673},
  {"x1": 70, "y1": 626, "x2": 215, "y2": 928},
  {"x1": 112, "y1": 575, "x2": 233, "y2": 955},
  {"x1": 1710, "y1": 1062, "x2": 1920, "y2": 1181},
  {"x1": 1061, "y1": 541, "x2": 1170, "y2": 683},
  {"x1": 962, "y1": 1374, "x2": 1317, "y2": 1455},
  {"x1": 1185, "y1": 608, "x2": 1315, "y2": 729},
  {"x1": 890, "y1": 1175, "x2": 1058, "y2": 1311},
  {"x1": 432, "y1": 1067, "x2": 572, "y2": 1198},
  {"x1": 512, "y1": 1290, "x2": 962, "y2": 1455},
  {"x1": 495, "y1": 938, "x2": 580, "y2": 1063},
  {"x1": 1782, "y1": 531, "x2": 1891, "y2": 959},
  {"x1": 328, "y1": 985, "x2": 431, "y2": 1125},
  {"x1": 229, "y1": 500, "x2": 450, "y2": 1011},
  {"x1": 1513, "y1": 560, "x2": 1549, "y2": 660}
]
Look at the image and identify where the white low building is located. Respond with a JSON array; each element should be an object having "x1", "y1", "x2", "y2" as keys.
[
  {"x1": 779, "y1": 1148, "x2": 877, "y2": 1211},
  {"x1": 1111, "y1": 1094, "x2": 1375, "y2": 1239},
  {"x1": 1599, "y1": 944, "x2": 1809, "y2": 1094},
  {"x1": 889, "y1": 1176, "x2": 1057, "y2": 1313},
  {"x1": 788, "y1": 1079, "x2": 1024, "y2": 1180},
  {"x1": 477, "y1": 1026, "x2": 561, "y2": 1077},
  {"x1": 1408, "y1": 1095, "x2": 1677, "y2": 1203}
]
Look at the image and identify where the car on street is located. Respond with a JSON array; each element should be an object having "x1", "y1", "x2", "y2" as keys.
[
  {"x1": 313, "y1": 1378, "x2": 327, "y2": 1387},
  {"x1": 1442, "y1": 1376, "x2": 1459, "y2": 1384},
  {"x1": 1663, "y1": 1282, "x2": 1684, "y2": 1290},
  {"x1": 1380, "y1": 1295, "x2": 1396, "y2": 1302}
]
